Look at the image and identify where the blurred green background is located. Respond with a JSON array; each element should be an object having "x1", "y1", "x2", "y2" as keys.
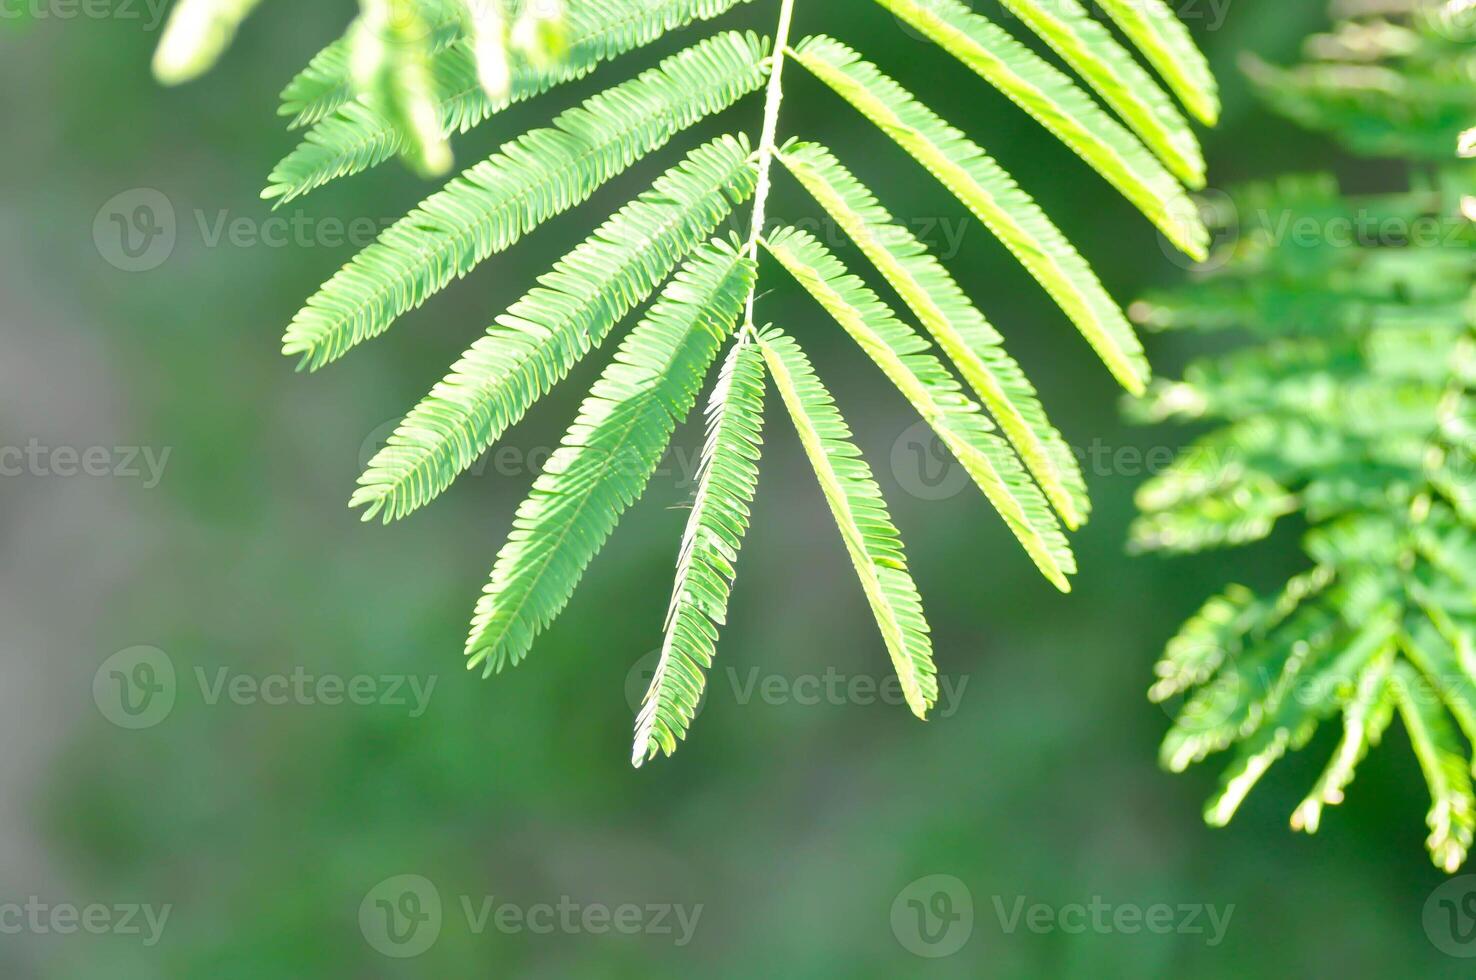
[{"x1": 3, "y1": 0, "x2": 1470, "y2": 975}]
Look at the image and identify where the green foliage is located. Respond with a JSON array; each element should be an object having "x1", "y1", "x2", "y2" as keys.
[
  {"x1": 466, "y1": 239, "x2": 756, "y2": 675},
  {"x1": 633, "y1": 340, "x2": 767, "y2": 766},
  {"x1": 268, "y1": 0, "x2": 743, "y2": 203},
  {"x1": 280, "y1": 30, "x2": 770, "y2": 368},
  {"x1": 153, "y1": 0, "x2": 1218, "y2": 763},
  {"x1": 1245, "y1": 3, "x2": 1476, "y2": 160},
  {"x1": 353, "y1": 136, "x2": 758, "y2": 523},
  {"x1": 1130, "y1": 4, "x2": 1476, "y2": 870},
  {"x1": 762, "y1": 225, "x2": 1075, "y2": 591},
  {"x1": 778, "y1": 141, "x2": 1092, "y2": 534},
  {"x1": 153, "y1": 0, "x2": 266, "y2": 85},
  {"x1": 758, "y1": 326, "x2": 939, "y2": 718}
]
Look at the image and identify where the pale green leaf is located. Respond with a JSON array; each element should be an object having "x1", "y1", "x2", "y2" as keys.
[
  {"x1": 354, "y1": 135, "x2": 758, "y2": 522},
  {"x1": 762, "y1": 225, "x2": 1074, "y2": 590},
  {"x1": 758, "y1": 327, "x2": 938, "y2": 718},
  {"x1": 863, "y1": 2, "x2": 1209, "y2": 258},
  {"x1": 778, "y1": 140, "x2": 1090, "y2": 528},
  {"x1": 281, "y1": 30, "x2": 769, "y2": 370},
  {"x1": 633, "y1": 340, "x2": 767, "y2": 766}
]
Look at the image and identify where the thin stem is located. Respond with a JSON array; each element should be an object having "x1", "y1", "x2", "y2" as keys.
[{"x1": 740, "y1": 0, "x2": 798, "y2": 337}]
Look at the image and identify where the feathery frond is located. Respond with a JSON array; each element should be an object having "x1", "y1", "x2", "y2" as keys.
[
  {"x1": 281, "y1": 30, "x2": 768, "y2": 370},
  {"x1": 870, "y1": 0, "x2": 1209, "y2": 259},
  {"x1": 792, "y1": 37, "x2": 1150, "y2": 395},
  {"x1": 1131, "y1": 7, "x2": 1476, "y2": 869},
  {"x1": 159, "y1": 0, "x2": 1221, "y2": 764},
  {"x1": 762, "y1": 226, "x2": 1074, "y2": 591},
  {"x1": 1093, "y1": 0, "x2": 1220, "y2": 125},
  {"x1": 466, "y1": 239, "x2": 755, "y2": 675},
  {"x1": 276, "y1": 0, "x2": 462, "y2": 129},
  {"x1": 350, "y1": 0, "x2": 455, "y2": 176},
  {"x1": 1393, "y1": 660, "x2": 1476, "y2": 872},
  {"x1": 1243, "y1": 10, "x2": 1476, "y2": 160},
  {"x1": 353, "y1": 135, "x2": 758, "y2": 523},
  {"x1": 633, "y1": 341, "x2": 767, "y2": 766},
  {"x1": 995, "y1": 0, "x2": 1205, "y2": 187},
  {"x1": 757, "y1": 327, "x2": 938, "y2": 718},
  {"x1": 267, "y1": 0, "x2": 749, "y2": 202},
  {"x1": 778, "y1": 141, "x2": 1090, "y2": 529}
]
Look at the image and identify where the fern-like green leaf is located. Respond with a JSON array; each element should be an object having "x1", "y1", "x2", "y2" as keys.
[
  {"x1": 277, "y1": 3, "x2": 464, "y2": 129},
  {"x1": 1129, "y1": 471, "x2": 1300, "y2": 554},
  {"x1": 869, "y1": 0, "x2": 1209, "y2": 260},
  {"x1": 1094, "y1": 0, "x2": 1221, "y2": 126},
  {"x1": 762, "y1": 225, "x2": 1074, "y2": 591},
  {"x1": 1149, "y1": 584, "x2": 1262, "y2": 703},
  {"x1": 1199, "y1": 610, "x2": 1399, "y2": 826},
  {"x1": 996, "y1": 0, "x2": 1204, "y2": 187},
  {"x1": 1131, "y1": 15, "x2": 1476, "y2": 866},
  {"x1": 633, "y1": 341, "x2": 767, "y2": 766},
  {"x1": 279, "y1": 39, "x2": 361, "y2": 130},
  {"x1": 1401, "y1": 614, "x2": 1476, "y2": 749},
  {"x1": 266, "y1": 0, "x2": 750, "y2": 203},
  {"x1": 1160, "y1": 601, "x2": 1344, "y2": 774},
  {"x1": 1392, "y1": 660, "x2": 1476, "y2": 872},
  {"x1": 778, "y1": 140, "x2": 1090, "y2": 528},
  {"x1": 281, "y1": 30, "x2": 769, "y2": 370},
  {"x1": 792, "y1": 36, "x2": 1150, "y2": 395},
  {"x1": 757, "y1": 327, "x2": 937, "y2": 718},
  {"x1": 153, "y1": 0, "x2": 1226, "y2": 767},
  {"x1": 1290, "y1": 652, "x2": 1397, "y2": 835},
  {"x1": 466, "y1": 240, "x2": 755, "y2": 674},
  {"x1": 353, "y1": 135, "x2": 758, "y2": 523}
]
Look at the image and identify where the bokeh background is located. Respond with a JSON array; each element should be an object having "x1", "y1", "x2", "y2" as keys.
[{"x1": 2, "y1": 0, "x2": 1470, "y2": 975}]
